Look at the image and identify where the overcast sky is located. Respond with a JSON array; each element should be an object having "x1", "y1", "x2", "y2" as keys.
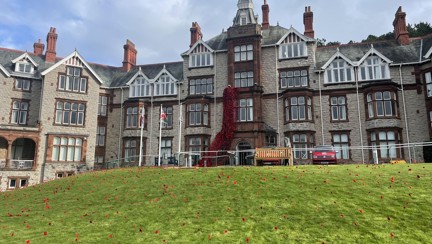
[{"x1": 1, "y1": 0, "x2": 431, "y2": 66}]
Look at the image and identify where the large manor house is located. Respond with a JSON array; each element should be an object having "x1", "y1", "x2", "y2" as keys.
[{"x1": 1, "y1": 0, "x2": 432, "y2": 190}]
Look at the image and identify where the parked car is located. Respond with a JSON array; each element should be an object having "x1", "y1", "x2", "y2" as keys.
[{"x1": 311, "y1": 145, "x2": 338, "y2": 164}]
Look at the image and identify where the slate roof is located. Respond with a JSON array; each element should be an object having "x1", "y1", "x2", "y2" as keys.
[
  {"x1": 315, "y1": 39, "x2": 424, "y2": 69},
  {"x1": 0, "y1": 48, "x2": 54, "y2": 78}
]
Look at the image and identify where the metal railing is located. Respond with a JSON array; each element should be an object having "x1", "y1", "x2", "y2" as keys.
[{"x1": 10, "y1": 160, "x2": 34, "y2": 169}]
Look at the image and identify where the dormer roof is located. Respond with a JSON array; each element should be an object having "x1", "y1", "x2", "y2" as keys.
[{"x1": 12, "y1": 52, "x2": 39, "y2": 67}]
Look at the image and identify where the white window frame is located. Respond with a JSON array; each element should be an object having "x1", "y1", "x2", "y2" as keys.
[
  {"x1": 58, "y1": 67, "x2": 87, "y2": 93},
  {"x1": 279, "y1": 42, "x2": 307, "y2": 59},
  {"x1": 154, "y1": 74, "x2": 177, "y2": 96},
  {"x1": 330, "y1": 96, "x2": 347, "y2": 121},
  {"x1": 426, "y1": 72, "x2": 432, "y2": 97},
  {"x1": 238, "y1": 98, "x2": 253, "y2": 122},
  {"x1": 190, "y1": 77, "x2": 213, "y2": 95},
  {"x1": 98, "y1": 95, "x2": 108, "y2": 116},
  {"x1": 359, "y1": 56, "x2": 390, "y2": 81},
  {"x1": 333, "y1": 133, "x2": 350, "y2": 159},
  {"x1": 235, "y1": 71, "x2": 254, "y2": 88},
  {"x1": 11, "y1": 100, "x2": 28, "y2": 125},
  {"x1": 280, "y1": 69, "x2": 308, "y2": 88},
  {"x1": 234, "y1": 45, "x2": 253, "y2": 62},
  {"x1": 129, "y1": 77, "x2": 151, "y2": 98},
  {"x1": 15, "y1": 62, "x2": 34, "y2": 73},
  {"x1": 51, "y1": 137, "x2": 83, "y2": 162},
  {"x1": 8, "y1": 178, "x2": 28, "y2": 189},
  {"x1": 325, "y1": 59, "x2": 354, "y2": 83},
  {"x1": 190, "y1": 53, "x2": 213, "y2": 67}
]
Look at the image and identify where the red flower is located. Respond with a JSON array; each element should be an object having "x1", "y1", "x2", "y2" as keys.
[
  {"x1": 390, "y1": 232, "x2": 395, "y2": 238},
  {"x1": 108, "y1": 234, "x2": 113, "y2": 238},
  {"x1": 246, "y1": 237, "x2": 251, "y2": 243},
  {"x1": 44, "y1": 231, "x2": 48, "y2": 236},
  {"x1": 26, "y1": 240, "x2": 31, "y2": 244},
  {"x1": 391, "y1": 177, "x2": 395, "y2": 183},
  {"x1": 242, "y1": 217, "x2": 247, "y2": 222},
  {"x1": 155, "y1": 230, "x2": 159, "y2": 234},
  {"x1": 233, "y1": 181, "x2": 237, "y2": 185}
]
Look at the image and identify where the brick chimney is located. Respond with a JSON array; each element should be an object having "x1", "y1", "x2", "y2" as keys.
[
  {"x1": 261, "y1": 0, "x2": 270, "y2": 30},
  {"x1": 33, "y1": 39, "x2": 44, "y2": 56},
  {"x1": 303, "y1": 6, "x2": 314, "y2": 38},
  {"x1": 122, "y1": 39, "x2": 137, "y2": 72},
  {"x1": 393, "y1": 6, "x2": 410, "y2": 45},
  {"x1": 45, "y1": 27, "x2": 58, "y2": 63},
  {"x1": 190, "y1": 22, "x2": 202, "y2": 47}
]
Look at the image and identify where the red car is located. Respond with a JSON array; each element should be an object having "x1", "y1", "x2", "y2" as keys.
[{"x1": 312, "y1": 145, "x2": 338, "y2": 164}]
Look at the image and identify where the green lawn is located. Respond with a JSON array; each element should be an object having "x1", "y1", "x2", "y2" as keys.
[{"x1": 1, "y1": 164, "x2": 431, "y2": 243}]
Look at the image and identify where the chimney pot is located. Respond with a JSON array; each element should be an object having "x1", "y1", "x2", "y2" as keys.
[
  {"x1": 190, "y1": 22, "x2": 203, "y2": 47},
  {"x1": 303, "y1": 6, "x2": 314, "y2": 38},
  {"x1": 393, "y1": 6, "x2": 410, "y2": 45},
  {"x1": 122, "y1": 39, "x2": 137, "y2": 71},
  {"x1": 45, "y1": 27, "x2": 58, "y2": 63},
  {"x1": 33, "y1": 38, "x2": 45, "y2": 56},
  {"x1": 262, "y1": 0, "x2": 270, "y2": 30}
]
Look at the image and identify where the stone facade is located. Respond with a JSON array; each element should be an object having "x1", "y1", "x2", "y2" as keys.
[{"x1": 1, "y1": 1, "x2": 432, "y2": 190}]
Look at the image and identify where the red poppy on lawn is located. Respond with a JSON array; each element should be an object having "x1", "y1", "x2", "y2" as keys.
[
  {"x1": 155, "y1": 230, "x2": 159, "y2": 234},
  {"x1": 390, "y1": 232, "x2": 395, "y2": 238},
  {"x1": 242, "y1": 217, "x2": 247, "y2": 222},
  {"x1": 246, "y1": 237, "x2": 251, "y2": 243},
  {"x1": 26, "y1": 240, "x2": 31, "y2": 244},
  {"x1": 108, "y1": 234, "x2": 113, "y2": 238},
  {"x1": 44, "y1": 231, "x2": 48, "y2": 236}
]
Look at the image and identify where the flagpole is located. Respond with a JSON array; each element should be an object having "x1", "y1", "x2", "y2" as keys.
[
  {"x1": 138, "y1": 107, "x2": 145, "y2": 167},
  {"x1": 178, "y1": 103, "x2": 183, "y2": 167},
  {"x1": 158, "y1": 104, "x2": 163, "y2": 167}
]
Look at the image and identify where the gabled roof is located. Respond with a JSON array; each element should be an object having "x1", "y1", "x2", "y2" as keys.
[
  {"x1": 11, "y1": 52, "x2": 39, "y2": 67},
  {"x1": 41, "y1": 50, "x2": 104, "y2": 85},
  {"x1": 0, "y1": 63, "x2": 10, "y2": 77},
  {"x1": 125, "y1": 67, "x2": 150, "y2": 85},
  {"x1": 183, "y1": 40, "x2": 214, "y2": 56},
  {"x1": 153, "y1": 64, "x2": 179, "y2": 82},
  {"x1": 276, "y1": 26, "x2": 315, "y2": 45},
  {"x1": 357, "y1": 45, "x2": 392, "y2": 65},
  {"x1": 321, "y1": 48, "x2": 356, "y2": 69}
]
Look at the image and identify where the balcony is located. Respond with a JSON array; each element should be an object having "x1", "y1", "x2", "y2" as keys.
[{"x1": 10, "y1": 160, "x2": 34, "y2": 170}]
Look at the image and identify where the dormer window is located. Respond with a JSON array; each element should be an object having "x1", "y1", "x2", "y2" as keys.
[
  {"x1": 130, "y1": 77, "x2": 151, "y2": 98},
  {"x1": 15, "y1": 62, "x2": 34, "y2": 73},
  {"x1": 279, "y1": 33, "x2": 307, "y2": 59},
  {"x1": 154, "y1": 74, "x2": 177, "y2": 96},
  {"x1": 189, "y1": 43, "x2": 213, "y2": 68},
  {"x1": 359, "y1": 55, "x2": 390, "y2": 81},
  {"x1": 325, "y1": 58, "x2": 354, "y2": 83}
]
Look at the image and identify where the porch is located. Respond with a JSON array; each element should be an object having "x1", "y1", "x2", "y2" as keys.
[{"x1": 0, "y1": 136, "x2": 37, "y2": 171}]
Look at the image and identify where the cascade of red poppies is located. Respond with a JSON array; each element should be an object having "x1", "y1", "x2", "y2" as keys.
[{"x1": 201, "y1": 86, "x2": 238, "y2": 166}]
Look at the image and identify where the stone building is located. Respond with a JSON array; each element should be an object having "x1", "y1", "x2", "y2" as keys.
[{"x1": 1, "y1": 1, "x2": 432, "y2": 190}]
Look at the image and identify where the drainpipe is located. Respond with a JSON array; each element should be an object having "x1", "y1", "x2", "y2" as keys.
[
  {"x1": 354, "y1": 67, "x2": 365, "y2": 163},
  {"x1": 39, "y1": 76, "x2": 46, "y2": 184},
  {"x1": 275, "y1": 46, "x2": 281, "y2": 146},
  {"x1": 213, "y1": 53, "x2": 217, "y2": 139},
  {"x1": 117, "y1": 87, "x2": 124, "y2": 164},
  {"x1": 399, "y1": 64, "x2": 412, "y2": 163},
  {"x1": 318, "y1": 70, "x2": 324, "y2": 145}
]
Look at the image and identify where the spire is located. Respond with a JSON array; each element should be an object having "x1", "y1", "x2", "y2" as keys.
[{"x1": 233, "y1": 0, "x2": 257, "y2": 26}]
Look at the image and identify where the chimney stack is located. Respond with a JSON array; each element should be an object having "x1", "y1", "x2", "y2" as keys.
[
  {"x1": 190, "y1": 22, "x2": 202, "y2": 47},
  {"x1": 33, "y1": 39, "x2": 45, "y2": 56},
  {"x1": 303, "y1": 6, "x2": 314, "y2": 38},
  {"x1": 393, "y1": 6, "x2": 410, "y2": 45},
  {"x1": 122, "y1": 39, "x2": 137, "y2": 72},
  {"x1": 261, "y1": 0, "x2": 270, "y2": 30},
  {"x1": 45, "y1": 27, "x2": 58, "y2": 63}
]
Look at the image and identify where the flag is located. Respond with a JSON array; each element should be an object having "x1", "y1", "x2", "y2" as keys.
[
  {"x1": 140, "y1": 108, "x2": 145, "y2": 127},
  {"x1": 161, "y1": 107, "x2": 167, "y2": 123}
]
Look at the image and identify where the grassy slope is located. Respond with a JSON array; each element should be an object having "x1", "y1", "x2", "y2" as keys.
[{"x1": 0, "y1": 164, "x2": 431, "y2": 243}]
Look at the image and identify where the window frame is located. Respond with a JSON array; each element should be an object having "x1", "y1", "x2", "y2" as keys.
[
  {"x1": 234, "y1": 44, "x2": 253, "y2": 62},
  {"x1": 235, "y1": 71, "x2": 254, "y2": 88},
  {"x1": 15, "y1": 62, "x2": 34, "y2": 74},
  {"x1": 425, "y1": 72, "x2": 432, "y2": 98},
  {"x1": 332, "y1": 132, "x2": 350, "y2": 160},
  {"x1": 187, "y1": 103, "x2": 209, "y2": 127},
  {"x1": 11, "y1": 100, "x2": 29, "y2": 125},
  {"x1": 279, "y1": 69, "x2": 309, "y2": 88},
  {"x1": 237, "y1": 98, "x2": 253, "y2": 122},
  {"x1": 125, "y1": 106, "x2": 139, "y2": 129},
  {"x1": 162, "y1": 106, "x2": 173, "y2": 129},
  {"x1": 359, "y1": 55, "x2": 390, "y2": 81},
  {"x1": 51, "y1": 136, "x2": 84, "y2": 162},
  {"x1": 189, "y1": 77, "x2": 214, "y2": 95},
  {"x1": 284, "y1": 96, "x2": 313, "y2": 122},
  {"x1": 289, "y1": 133, "x2": 315, "y2": 160},
  {"x1": 8, "y1": 177, "x2": 29, "y2": 189},
  {"x1": 366, "y1": 91, "x2": 398, "y2": 119},
  {"x1": 330, "y1": 96, "x2": 347, "y2": 122},
  {"x1": 58, "y1": 66, "x2": 88, "y2": 94},
  {"x1": 14, "y1": 78, "x2": 31, "y2": 91},
  {"x1": 124, "y1": 138, "x2": 138, "y2": 163},
  {"x1": 185, "y1": 135, "x2": 210, "y2": 165},
  {"x1": 98, "y1": 95, "x2": 108, "y2": 116},
  {"x1": 369, "y1": 129, "x2": 402, "y2": 161},
  {"x1": 54, "y1": 100, "x2": 86, "y2": 126},
  {"x1": 324, "y1": 58, "x2": 354, "y2": 83},
  {"x1": 96, "y1": 126, "x2": 106, "y2": 146}
]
